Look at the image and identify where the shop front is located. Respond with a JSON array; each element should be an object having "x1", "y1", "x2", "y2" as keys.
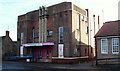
[{"x1": 20, "y1": 42, "x2": 54, "y2": 62}]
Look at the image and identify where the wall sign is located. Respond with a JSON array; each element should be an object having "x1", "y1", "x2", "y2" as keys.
[
  {"x1": 20, "y1": 46, "x2": 23, "y2": 56},
  {"x1": 22, "y1": 42, "x2": 54, "y2": 47},
  {"x1": 58, "y1": 44, "x2": 64, "y2": 58},
  {"x1": 23, "y1": 43, "x2": 42, "y2": 47}
]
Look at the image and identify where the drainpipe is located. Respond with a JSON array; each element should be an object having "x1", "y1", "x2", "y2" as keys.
[
  {"x1": 79, "y1": 14, "x2": 81, "y2": 57},
  {"x1": 98, "y1": 16, "x2": 100, "y2": 29},
  {"x1": 95, "y1": 38, "x2": 98, "y2": 65},
  {"x1": 93, "y1": 15, "x2": 95, "y2": 35},
  {"x1": 85, "y1": 9, "x2": 90, "y2": 58}
]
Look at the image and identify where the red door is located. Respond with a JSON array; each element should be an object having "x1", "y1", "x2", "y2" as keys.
[
  {"x1": 48, "y1": 48, "x2": 52, "y2": 58},
  {"x1": 34, "y1": 48, "x2": 39, "y2": 58},
  {"x1": 42, "y1": 48, "x2": 46, "y2": 59}
]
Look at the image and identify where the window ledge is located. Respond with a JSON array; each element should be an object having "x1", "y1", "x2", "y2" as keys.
[
  {"x1": 101, "y1": 53, "x2": 108, "y2": 54},
  {"x1": 112, "y1": 53, "x2": 119, "y2": 55}
]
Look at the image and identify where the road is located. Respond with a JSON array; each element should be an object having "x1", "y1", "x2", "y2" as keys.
[{"x1": 1, "y1": 61, "x2": 120, "y2": 71}]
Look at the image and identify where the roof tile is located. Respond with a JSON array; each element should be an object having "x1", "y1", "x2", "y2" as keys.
[{"x1": 95, "y1": 20, "x2": 120, "y2": 37}]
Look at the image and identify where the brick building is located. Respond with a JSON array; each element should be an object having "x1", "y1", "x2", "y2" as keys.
[
  {"x1": 17, "y1": 2, "x2": 102, "y2": 63},
  {"x1": 0, "y1": 31, "x2": 17, "y2": 60},
  {"x1": 95, "y1": 20, "x2": 120, "y2": 64}
]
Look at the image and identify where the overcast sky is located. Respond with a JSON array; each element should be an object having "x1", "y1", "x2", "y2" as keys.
[{"x1": 0, "y1": 0, "x2": 119, "y2": 41}]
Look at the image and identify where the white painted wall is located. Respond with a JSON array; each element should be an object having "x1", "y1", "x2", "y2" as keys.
[
  {"x1": 87, "y1": 9, "x2": 103, "y2": 56},
  {"x1": 118, "y1": 1, "x2": 120, "y2": 20}
]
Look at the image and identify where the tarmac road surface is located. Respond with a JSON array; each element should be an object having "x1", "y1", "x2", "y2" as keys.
[{"x1": 1, "y1": 61, "x2": 120, "y2": 71}]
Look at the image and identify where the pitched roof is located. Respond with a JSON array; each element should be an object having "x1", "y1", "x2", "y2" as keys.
[{"x1": 95, "y1": 20, "x2": 120, "y2": 37}]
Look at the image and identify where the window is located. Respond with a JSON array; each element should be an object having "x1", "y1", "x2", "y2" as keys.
[
  {"x1": 21, "y1": 32, "x2": 24, "y2": 44},
  {"x1": 86, "y1": 25, "x2": 88, "y2": 34},
  {"x1": 59, "y1": 27, "x2": 64, "y2": 43},
  {"x1": 76, "y1": 14, "x2": 80, "y2": 29},
  {"x1": 73, "y1": 48, "x2": 77, "y2": 54},
  {"x1": 112, "y1": 38, "x2": 119, "y2": 54},
  {"x1": 101, "y1": 39, "x2": 108, "y2": 54},
  {"x1": 47, "y1": 30, "x2": 53, "y2": 36}
]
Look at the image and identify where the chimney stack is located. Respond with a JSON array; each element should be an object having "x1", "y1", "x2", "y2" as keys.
[
  {"x1": 6, "y1": 31, "x2": 9, "y2": 37},
  {"x1": 98, "y1": 16, "x2": 100, "y2": 29}
]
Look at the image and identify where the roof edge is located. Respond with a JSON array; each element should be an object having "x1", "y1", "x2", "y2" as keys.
[
  {"x1": 105, "y1": 20, "x2": 120, "y2": 23},
  {"x1": 95, "y1": 36, "x2": 120, "y2": 38}
]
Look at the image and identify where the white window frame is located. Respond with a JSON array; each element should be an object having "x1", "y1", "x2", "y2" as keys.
[
  {"x1": 112, "y1": 38, "x2": 119, "y2": 54},
  {"x1": 101, "y1": 39, "x2": 108, "y2": 54}
]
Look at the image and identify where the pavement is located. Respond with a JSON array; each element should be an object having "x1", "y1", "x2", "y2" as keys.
[{"x1": 1, "y1": 61, "x2": 120, "y2": 71}]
